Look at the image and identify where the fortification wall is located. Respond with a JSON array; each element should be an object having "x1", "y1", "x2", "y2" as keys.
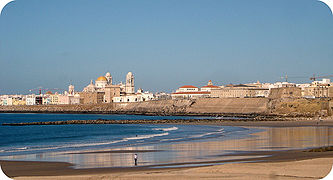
[
  {"x1": 0, "y1": 98, "x2": 269, "y2": 115},
  {"x1": 0, "y1": 98, "x2": 331, "y2": 117},
  {"x1": 187, "y1": 98, "x2": 269, "y2": 114},
  {"x1": 269, "y1": 98, "x2": 331, "y2": 117}
]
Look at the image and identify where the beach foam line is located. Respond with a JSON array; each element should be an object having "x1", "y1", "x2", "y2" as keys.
[
  {"x1": 2, "y1": 139, "x2": 130, "y2": 153},
  {"x1": 160, "y1": 137, "x2": 183, "y2": 142},
  {"x1": 153, "y1": 126, "x2": 178, "y2": 131},
  {"x1": 2, "y1": 132, "x2": 171, "y2": 153},
  {"x1": 3, "y1": 147, "x2": 29, "y2": 152},
  {"x1": 124, "y1": 132, "x2": 169, "y2": 140},
  {"x1": 190, "y1": 128, "x2": 225, "y2": 138},
  {"x1": 69, "y1": 139, "x2": 129, "y2": 148}
]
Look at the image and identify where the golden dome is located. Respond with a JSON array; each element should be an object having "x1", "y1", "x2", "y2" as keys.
[{"x1": 96, "y1": 76, "x2": 107, "y2": 81}]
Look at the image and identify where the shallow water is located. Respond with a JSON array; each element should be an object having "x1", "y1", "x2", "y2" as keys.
[
  {"x1": 0, "y1": 113, "x2": 258, "y2": 167},
  {"x1": 0, "y1": 113, "x2": 234, "y2": 156}
]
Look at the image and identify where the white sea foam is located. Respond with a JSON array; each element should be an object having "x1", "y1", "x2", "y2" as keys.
[
  {"x1": 4, "y1": 132, "x2": 171, "y2": 153},
  {"x1": 153, "y1": 126, "x2": 178, "y2": 131},
  {"x1": 190, "y1": 128, "x2": 224, "y2": 138},
  {"x1": 160, "y1": 138, "x2": 183, "y2": 142},
  {"x1": 124, "y1": 132, "x2": 169, "y2": 140},
  {"x1": 3, "y1": 139, "x2": 130, "y2": 153},
  {"x1": 15, "y1": 147, "x2": 28, "y2": 150},
  {"x1": 69, "y1": 139, "x2": 129, "y2": 148}
]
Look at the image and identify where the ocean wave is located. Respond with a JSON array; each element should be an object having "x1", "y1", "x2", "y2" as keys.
[
  {"x1": 11, "y1": 147, "x2": 28, "y2": 151},
  {"x1": 190, "y1": 128, "x2": 225, "y2": 138},
  {"x1": 160, "y1": 137, "x2": 183, "y2": 142},
  {"x1": 153, "y1": 126, "x2": 178, "y2": 131},
  {"x1": 2, "y1": 132, "x2": 171, "y2": 154},
  {"x1": 124, "y1": 132, "x2": 169, "y2": 140},
  {"x1": 69, "y1": 139, "x2": 129, "y2": 148},
  {"x1": 2, "y1": 146, "x2": 29, "y2": 153},
  {"x1": 2, "y1": 139, "x2": 130, "y2": 153}
]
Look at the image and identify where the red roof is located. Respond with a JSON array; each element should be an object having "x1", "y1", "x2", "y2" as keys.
[
  {"x1": 201, "y1": 85, "x2": 219, "y2": 88},
  {"x1": 172, "y1": 91, "x2": 210, "y2": 95},
  {"x1": 179, "y1": 85, "x2": 198, "y2": 89}
]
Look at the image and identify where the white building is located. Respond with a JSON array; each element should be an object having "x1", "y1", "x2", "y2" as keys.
[
  {"x1": 26, "y1": 95, "x2": 36, "y2": 105},
  {"x1": 113, "y1": 89, "x2": 154, "y2": 103},
  {"x1": 311, "y1": 78, "x2": 331, "y2": 87},
  {"x1": 42, "y1": 96, "x2": 52, "y2": 105},
  {"x1": 171, "y1": 91, "x2": 210, "y2": 99},
  {"x1": 175, "y1": 85, "x2": 199, "y2": 93},
  {"x1": 200, "y1": 80, "x2": 220, "y2": 92},
  {"x1": 171, "y1": 81, "x2": 221, "y2": 99},
  {"x1": 6, "y1": 97, "x2": 13, "y2": 106},
  {"x1": 268, "y1": 82, "x2": 296, "y2": 89}
]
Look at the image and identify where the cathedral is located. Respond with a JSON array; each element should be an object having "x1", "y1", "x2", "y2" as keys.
[
  {"x1": 81, "y1": 71, "x2": 154, "y2": 103},
  {"x1": 83, "y1": 72, "x2": 134, "y2": 95}
]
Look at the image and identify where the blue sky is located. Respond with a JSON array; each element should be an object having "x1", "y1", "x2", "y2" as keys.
[{"x1": 0, "y1": 0, "x2": 332, "y2": 94}]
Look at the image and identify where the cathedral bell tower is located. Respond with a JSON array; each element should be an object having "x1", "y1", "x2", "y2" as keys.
[
  {"x1": 125, "y1": 72, "x2": 134, "y2": 94},
  {"x1": 105, "y1": 72, "x2": 112, "y2": 85}
]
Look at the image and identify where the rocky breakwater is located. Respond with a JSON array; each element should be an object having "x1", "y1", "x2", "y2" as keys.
[{"x1": 2, "y1": 117, "x2": 289, "y2": 126}]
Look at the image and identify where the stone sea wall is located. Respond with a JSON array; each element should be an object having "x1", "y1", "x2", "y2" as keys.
[
  {"x1": 0, "y1": 98, "x2": 331, "y2": 117},
  {"x1": 269, "y1": 98, "x2": 332, "y2": 117}
]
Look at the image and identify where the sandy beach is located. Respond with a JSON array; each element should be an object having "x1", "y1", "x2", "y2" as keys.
[
  {"x1": 2, "y1": 119, "x2": 333, "y2": 179},
  {"x1": 11, "y1": 158, "x2": 333, "y2": 180}
]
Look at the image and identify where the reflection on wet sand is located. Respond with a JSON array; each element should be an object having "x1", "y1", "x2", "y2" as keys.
[{"x1": 2, "y1": 126, "x2": 333, "y2": 169}]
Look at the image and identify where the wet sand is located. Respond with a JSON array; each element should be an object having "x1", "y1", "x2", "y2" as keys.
[
  {"x1": 3, "y1": 148, "x2": 333, "y2": 178},
  {"x1": 2, "y1": 119, "x2": 333, "y2": 179},
  {"x1": 10, "y1": 158, "x2": 333, "y2": 179}
]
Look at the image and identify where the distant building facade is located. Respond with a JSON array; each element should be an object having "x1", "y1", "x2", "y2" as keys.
[
  {"x1": 113, "y1": 89, "x2": 154, "y2": 103},
  {"x1": 79, "y1": 92, "x2": 104, "y2": 104},
  {"x1": 302, "y1": 79, "x2": 333, "y2": 98},
  {"x1": 104, "y1": 85, "x2": 121, "y2": 103},
  {"x1": 171, "y1": 81, "x2": 217, "y2": 99},
  {"x1": 211, "y1": 84, "x2": 269, "y2": 98}
]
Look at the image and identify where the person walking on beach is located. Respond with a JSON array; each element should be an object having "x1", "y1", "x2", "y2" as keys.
[{"x1": 134, "y1": 154, "x2": 138, "y2": 166}]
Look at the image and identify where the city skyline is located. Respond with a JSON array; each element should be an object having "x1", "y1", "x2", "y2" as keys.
[{"x1": 1, "y1": 0, "x2": 333, "y2": 94}]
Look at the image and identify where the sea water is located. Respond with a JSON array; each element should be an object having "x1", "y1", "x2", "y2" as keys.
[
  {"x1": 0, "y1": 113, "x2": 254, "y2": 157},
  {"x1": 2, "y1": 113, "x2": 332, "y2": 168}
]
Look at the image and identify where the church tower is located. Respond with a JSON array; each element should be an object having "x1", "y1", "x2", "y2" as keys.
[
  {"x1": 208, "y1": 80, "x2": 213, "y2": 86},
  {"x1": 105, "y1": 72, "x2": 112, "y2": 85},
  {"x1": 68, "y1": 84, "x2": 75, "y2": 95},
  {"x1": 125, "y1": 72, "x2": 134, "y2": 94}
]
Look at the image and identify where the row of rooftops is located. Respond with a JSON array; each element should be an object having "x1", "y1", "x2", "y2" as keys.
[
  {"x1": 176, "y1": 82, "x2": 259, "y2": 91},
  {"x1": 178, "y1": 80, "x2": 220, "y2": 89}
]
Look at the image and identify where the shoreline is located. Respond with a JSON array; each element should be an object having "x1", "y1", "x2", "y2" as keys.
[
  {"x1": 1, "y1": 123, "x2": 333, "y2": 179},
  {"x1": 2, "y1": 148, "x2": 333, "y2": 178}
]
